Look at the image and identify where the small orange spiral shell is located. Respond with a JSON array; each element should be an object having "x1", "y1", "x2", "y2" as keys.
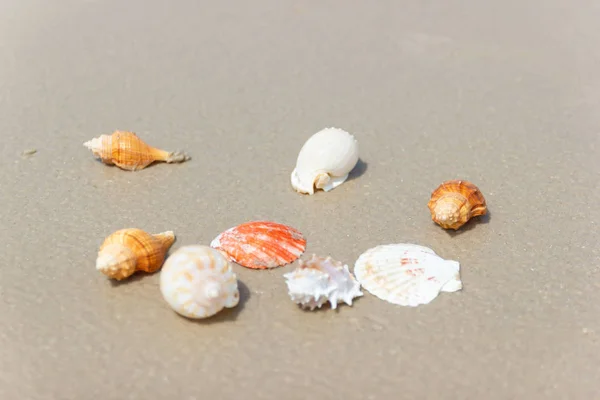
[
  {"x1": 96, "y1": 228, "x2": 176, "y2": 280},
  {"x1": 83, "y1": 130, "x2": 190, "y2": 171},
  {"x1": 427, "y1": 180, "x2": 487, "y2": 230}
]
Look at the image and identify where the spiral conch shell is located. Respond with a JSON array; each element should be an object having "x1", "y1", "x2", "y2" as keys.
[
  {"x1": 83, "y1": 130, "x2": 190, "y2": 171},
  {"x1": 354, "y1": 243, "x2": 462, "y2": 307},
  {"x1": 291, "y1": 127, "x2": 359, "y2": 194},
  {"x1": 428, "y1": 180, "x2": 487, "y2": 230},
  {"x1": 160, "y1": 245, "x2": 239, "y2": 319},
  {"x1": 96, "y1": 228, "x2": 176, "y2": 280},
  {"x1": 284, "y1": 255, "x2": 363, "y2": 310}
]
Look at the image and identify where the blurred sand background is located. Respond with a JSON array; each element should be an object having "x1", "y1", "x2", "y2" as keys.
[{"x1": 1, "y1": 1, "x2": 599, "y2": 399}]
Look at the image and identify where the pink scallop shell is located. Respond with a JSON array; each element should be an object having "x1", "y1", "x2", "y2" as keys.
[{"x1": 210, "y1": 221, "x2": 307, "y2": 269}]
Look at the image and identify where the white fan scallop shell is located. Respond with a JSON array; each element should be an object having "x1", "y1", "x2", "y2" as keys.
[
  {"x1": 354, "y1": 244, "x2": 462, "y2": 307},
  {"x1": 159, "y1": 245, "x2": 240, "y2": 319},
  {"x1": 291, "y1": 127, "x2": 359, "y2": 195},
  {"x1": 283, "y1": 254, "x2": 363, "y2": 310}
]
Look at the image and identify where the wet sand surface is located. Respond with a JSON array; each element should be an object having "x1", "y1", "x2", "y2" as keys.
[{"x1": 1, "y1": 1, "x2": 599, "y2": 399}]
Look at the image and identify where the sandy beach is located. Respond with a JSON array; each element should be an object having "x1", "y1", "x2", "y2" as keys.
[{"x1": 1, "y1": 1, "x2": 599, "y2": 399}]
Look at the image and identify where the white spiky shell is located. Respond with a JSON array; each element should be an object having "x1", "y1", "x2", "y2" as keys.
[
  {"x1": 354, "y1": 244, "x2": 462, "y2": 307},
  {"x1": 283, "y1": 254, "x2": 363, "y2": 310},
  {"x1": 291, "y1": 127, "x2": 359, "y2": 195},
  {"x1": 159, "y1": 245, "x2": 240, "y2": 319}
]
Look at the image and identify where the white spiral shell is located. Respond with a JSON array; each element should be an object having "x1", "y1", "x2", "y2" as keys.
[
  {"x1": 354, "y1": 244, "x2": 462, "y2": 307},
  {"x1": 283, "y1": 254, "x2": 363, "y2": 310},
  {"x1": 159, "y1": 245, "x2": 240, "y2": 319},
  {"x1": 291, "y1": 127, "x2": 359, "y2": 195}
]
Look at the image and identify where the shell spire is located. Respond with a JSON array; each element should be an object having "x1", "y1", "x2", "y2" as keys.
[
  {"x1": 83, "y1": 130, "x2": 190, "y2": 171},
  {"x1": 427, "y1": 180, "x2": 487, "y2": 230},
  {"x1": 153, "y1": 231, "x2": 176, "y2": 249},
  {"x1": 95, "y1": 228, "x2": 176, "y2": 280}
]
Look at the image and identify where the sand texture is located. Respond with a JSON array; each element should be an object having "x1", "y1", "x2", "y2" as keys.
[{"x1": 1, "y1": 1, "x2": 599, "y2": 399}]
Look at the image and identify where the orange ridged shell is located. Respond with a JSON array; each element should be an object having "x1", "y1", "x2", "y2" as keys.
[
  {"x1": 427, "y1": 180, "x2": 487, "y2": 230},
  {"x1": 210, "y1": 221, "x2": 307, "y2": 269},
  {"x1": 96, "y1": 228, "x2": 176, "y2": 280},
  {"x1": 83, "y1": 130, "x2": 190, "y2": 171}
]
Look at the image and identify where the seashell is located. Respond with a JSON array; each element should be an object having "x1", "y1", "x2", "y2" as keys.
[
  {"x1": 210, "y1": 221, "x2": 306, "y2": 269},
  {"x1": 160, "y1": 245, "x2": 239, "y2": 319},
  {"x1": 291, "y1": 127, "x2": 359, "y2": 194},
  {"x1": 427, "y1": 179, "x2": 487, "y2": 230},
  {"x1": 283, "y1": 254, "x2": 363, "y2": 310},
  {"x1": 354, "y1": 243, "x2": 462, "y2": 307},
  {"x1": 96, "y1": 228, "x2": 175, "y2": 280},
  {"x1": 83, "y1": 130, "x2": 190, "y2": 171}
]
